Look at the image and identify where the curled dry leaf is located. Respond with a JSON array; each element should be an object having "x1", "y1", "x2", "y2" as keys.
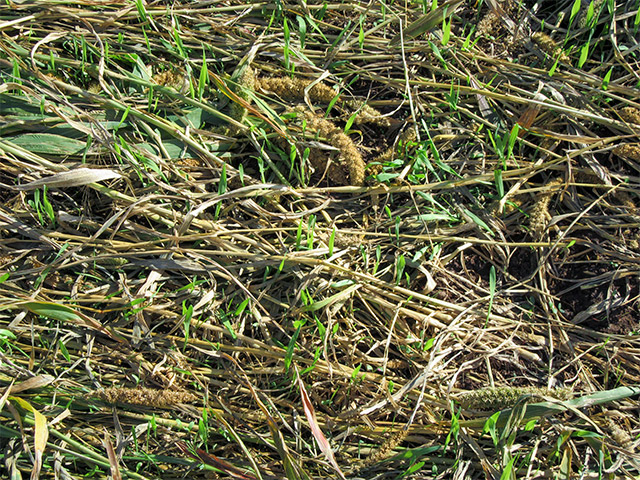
[
  {"x1": 15, "y1": 167, "x2": 122, "y2": 191},
  {"x1": 296, "y1": 368, "x2": 346, "y2": 480}
]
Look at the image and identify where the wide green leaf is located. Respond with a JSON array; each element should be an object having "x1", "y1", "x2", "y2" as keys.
[
  {"x1": 8, "y1": 133, "x2": 87, "y2": 155},
  {"x1": 390, "y1": 0, "x2": 464, "y2": 45},
  {"x1": 22, "y1": 301, "x2": 83, "y2": 322}
]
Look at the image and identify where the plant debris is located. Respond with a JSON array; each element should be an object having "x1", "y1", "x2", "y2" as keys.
[{"x1": 0, "y1": 0, "x2": 639, "y2": 479}]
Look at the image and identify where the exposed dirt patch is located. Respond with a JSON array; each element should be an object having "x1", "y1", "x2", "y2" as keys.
[
  {"x1": 547, "y1": 245, "x2": 639, "y2": 335},
  {"x1": 457, "y1": 355, "x2": 547, "y2": 392},
  {"x1": 446, "y1": 251, "x2": 492, "y2": 285},
  {"x1": 507, "y1": 246, "x2": 537, "y2": 280}
]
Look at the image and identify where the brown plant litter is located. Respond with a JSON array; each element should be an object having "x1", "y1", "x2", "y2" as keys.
[{"x1": 0, "y1": 0, "x2": 639, "y2": 479}]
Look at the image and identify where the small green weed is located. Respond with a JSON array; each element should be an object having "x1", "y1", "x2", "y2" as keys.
[{"x1": 28, "y1": 186, "x2": 56, "y2": 227}]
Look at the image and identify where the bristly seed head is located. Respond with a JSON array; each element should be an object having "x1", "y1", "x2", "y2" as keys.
[
  {"x1": 354, "y1": 429, "x2": 408, "y2": 473},
  {"x1": 292, "y1": 107, "x2": 365, "y2": 186},
  {"x1": 529, "y1": 177, "x2": 563, "y2": 241},
  {"x1": 90, "y1": 387, "x2": 197, "y2": 407},
  {"x1": 613, "y1": 144, "x2": 640, "y2": 162},
  {"x1": 257, "y1": 76, "x2": 336, "y2": 104},
  {"x1": 458, "y1": 386, "x2": 573, "y2": 411},
  {"x1": 619, "y1": 107, "x2": 640, "y2": 126},
  {"x1": 532, "y1": 33, "x2": 570, "y2": 62}
]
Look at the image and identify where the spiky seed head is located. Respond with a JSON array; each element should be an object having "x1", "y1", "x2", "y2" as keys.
[
  {"x1": 91, "y1": 387, "x2": 197, "y2": 407},
  {"x1": 613, "y1": 144, "x2": 640, "y2": 161},
  {"x1": 619, "y1": 107, "x2": 640, "y2": 125},
  {"x1": 532, "y1": 33, "x2": 570, "y2": 62},
  {"x1": 257, "y1": 76, "x2": 336, "y2": 104},
  {"x1": 458, "y1": 386, "x2": 573, "y2": 410}
]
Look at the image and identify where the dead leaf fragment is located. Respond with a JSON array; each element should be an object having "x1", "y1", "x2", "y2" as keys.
[{"x1": 16, "y1": 168, "x2": 122, "y2": 191}]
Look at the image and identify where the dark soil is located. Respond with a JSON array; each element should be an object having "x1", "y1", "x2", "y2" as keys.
[{"x1": 547, "y1": 245, "x2": 639, "y2": 335}]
